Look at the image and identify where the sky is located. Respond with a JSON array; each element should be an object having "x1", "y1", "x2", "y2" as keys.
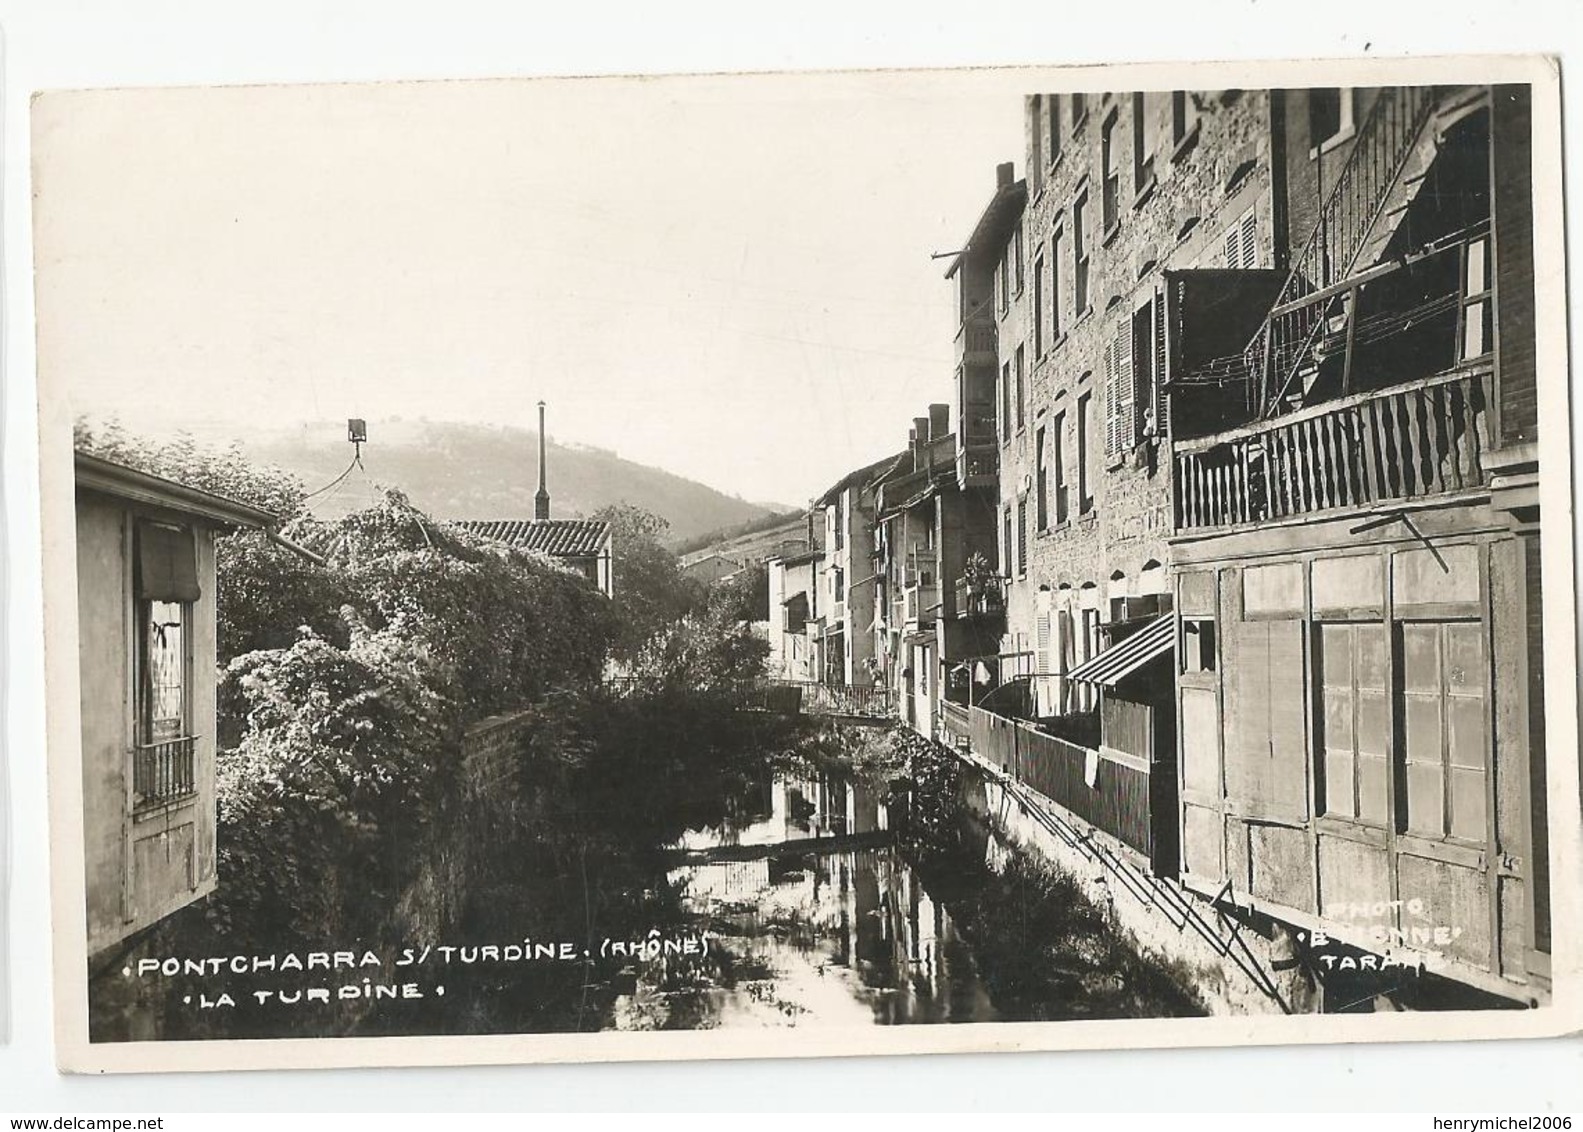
[{"x1": 33, "y1": 70, "x2": 1025, "y2": 506}]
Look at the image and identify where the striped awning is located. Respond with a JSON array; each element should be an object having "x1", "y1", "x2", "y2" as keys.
[{"x1": 1066, "y1": 614, "x2": 1174, "y2": 687}]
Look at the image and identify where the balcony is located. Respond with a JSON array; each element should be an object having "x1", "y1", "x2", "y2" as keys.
[
  {"x1": 957, "y1": 312, "x2": 997, "y2": 366},
  {"x1": 1174, "y1": 366, "x2": 1491, "y2": 532},
  {"x1": 133, "y1": 735, "x2": 197, "y2": 808},
  {"x1": 954, "y1": 575, "x2": 1006, "y2": 620},
  {"x1": 902, "y1": 582, "x2": 940, "y2": 630},
  {"x1": 957, "y1": 441, "x2": 998, "y2": 489}
]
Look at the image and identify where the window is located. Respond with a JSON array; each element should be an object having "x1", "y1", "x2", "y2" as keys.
[
  {"x1": 1073, "y1": 193, "x2": 1091, "y2": 315},
  {"x1": 1035, "y1": 426, "x2": 1048, "y2": 531},
  {"x1": 1310, "y1": 88, "x2": 1356, "y2": 155},
  {"x1": 1460, "y1": 233, "x2": 1493, "y2": 360},
  {"x1": 1013, "y1": 224, "x2": 1025, "y2": 294},
  {"x1": 1171, "y1": 90, "x2": 1199, "y2": 150},
  {"x1": 1001, "y1": 361, "x2": 1012, "y2": 443},
  {"x1": 1133, "y1": 293, "x2": 1167, "y2": 440},
  {"x1": 1030, "y1": 97, "x2": 1044, "y2": 194},
  {"x1": 832, "y1": 495, "x2": 845, "y2": 551},
  {"x1": 1077, "y1": 392, "x2": 1094, "y2": 513},
  {"x1": 1071, "y1": 92, "x2": 1087, "y2": 132},
  {"x1": 1053, "y1": 410, "x2": 1069, "y2": 525},
  {"x1": 1101, "y1": 110, "x2": 1121, "y2": 232},
  {"x1": 1132, "y1": 92, "x2": 1156, "y2": 195},
  {"x1": 1182, "y1": 618, "x2": 1216, "y2": 673},
  {"x1": 1223, "y1": 207, "x2": 1259, "y2": 269},
  {"x1": 1032, "y1": 255, "x2": 1045, "y2": 357},
  {"x1": 1104, "y1": 323, "x2": 1137, "y2": 458},
  {"x1": 1317, "y1": 622, "x2": 1389, "y2": 824},
  {"x1": 1398, "y1": 620, "x2": 1487, "y2": 843},
  {"x1": 833, "y1": 566, "x2": 845, "y2": 604},
  {"x1": 1050, "y1": 228, "x2": 1064, "y2": 341},
  {"x1": 1016, "y1": 499, "x2": 1028, "y2": 576},
  {"x1": 132, "y1": 521, "x2": 199, "y2": 807},
  {"x1": 998, "y1": 250, "x2": 1010, "y2": 312},
  {"x1": 1003, "y1": 507, "x2": 1014, "y2": 577},
  {"x1": 1048, "y1": 94, "x2": 1063, "y2": 163},
  {"x1": 1014, "y1": 345, "x2": 1026, "y2": 431}
]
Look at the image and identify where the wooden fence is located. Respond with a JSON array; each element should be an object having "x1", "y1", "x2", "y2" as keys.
[{"x1": 966, "y1": 704, "x2": 1153, "y2": 860}]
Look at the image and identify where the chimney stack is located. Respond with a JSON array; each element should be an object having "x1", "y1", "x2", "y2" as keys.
[
  {"x1": 912, "y1": 417, "x2": 930, "y2": 472},
  {"x1": 996, "y1": 161, "x2": 1015, "y2": 188},
  {"x1": 929, "y1": 403, "x2": 950, "y2": 441},
  {"x1": 534, "y1": 401, "x2": 550, "y2": 521}
]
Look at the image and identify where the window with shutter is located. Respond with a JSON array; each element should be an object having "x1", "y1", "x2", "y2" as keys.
[
  {"x1": 1116, "y1": 324, "x2": 1136, "y2": 452},
  {"x1": 1153, "y1": 291, "x2": 1169, "y2": 436},
  {"x1": 1223, "y1": 224, "x2": 1242, "y2": 269},
  {"x1": 1240, "y1": 209, "x2": 1259, "y2": 267},
  {"x1": 1016, "y1": 500, "x2": 1028, "y2": 575},
  {"x1": 1104, "y1": 337, "x2": 1121, "y2": 457}
]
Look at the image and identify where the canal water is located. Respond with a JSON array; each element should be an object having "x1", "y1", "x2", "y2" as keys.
[{"x1": 619, "y1": 765, "x2": 1003, "y2": 1028}]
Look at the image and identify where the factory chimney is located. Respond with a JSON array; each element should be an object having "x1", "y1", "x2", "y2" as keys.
[{"x1": 534, "y1": 401, "x2": 551, "y2": 521}]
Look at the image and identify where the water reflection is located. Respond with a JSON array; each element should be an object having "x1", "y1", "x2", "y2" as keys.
[{"x1": 614, "y1": 766, "x2": 1000, "y2": 1029}]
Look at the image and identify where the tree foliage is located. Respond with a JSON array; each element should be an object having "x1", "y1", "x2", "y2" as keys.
[
  {"x1": 592, "y1": 502, "x2": 707, "y2": 660},
  {"x1": 74, "y1": 418, "x2": 309, "y2": 519}
]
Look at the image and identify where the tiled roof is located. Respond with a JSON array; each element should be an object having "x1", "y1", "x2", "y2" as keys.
[{"x1": 455, "y1": 518, "x2": 612, "y2": 558}]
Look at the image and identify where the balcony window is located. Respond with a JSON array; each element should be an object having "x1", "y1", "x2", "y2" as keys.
[{"x1": 133, "y1": 521, "x2": 198, "y2": 807}]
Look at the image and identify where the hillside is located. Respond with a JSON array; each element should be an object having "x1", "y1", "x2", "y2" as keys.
[
  {"x1": 677, "y1": 511, "x2": 821, "y2": 570},
  {"x1": 236, "y1": 419, "x2": 787, "y2": 545}
]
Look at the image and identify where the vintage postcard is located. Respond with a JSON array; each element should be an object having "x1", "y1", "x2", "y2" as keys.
[{"x1": 32, "y1": 54, "x2": 1579, "y2": 1074}]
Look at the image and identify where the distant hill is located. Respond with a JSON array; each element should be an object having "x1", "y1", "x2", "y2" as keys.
[
  {"x1": 237, "y1": 419, "x2": 788, "y2": 545},
  {"x1": 677, "y1": 511, "x2": 821, "y2": 570}
]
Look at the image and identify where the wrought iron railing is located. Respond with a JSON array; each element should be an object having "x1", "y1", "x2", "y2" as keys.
[
  {"x1": 763, "y1": 679, "x2": 893, "y2": 719},
  {"x1": 133, "y1": 735, "x2": 197, "y2": 807},
  {"x1": 953, "y1": 575, "x2": 1006, "y2": 619}
]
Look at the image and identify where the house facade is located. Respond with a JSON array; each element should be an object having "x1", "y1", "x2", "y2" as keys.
[
  {"x1": 1167, "y1": 85, "x2": 1550, "y2": 1003},
  {"x1": 76, "y1": 452, "x2": 276, "y2": 958},
  {"x1": 767, "y1": 548, "x2": 823, "y2": 682},
  {"x1": 805, "y1": 453, "x2": 898, "y2": 688}
]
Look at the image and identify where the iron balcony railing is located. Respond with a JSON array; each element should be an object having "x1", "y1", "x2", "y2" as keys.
[
  {"x1": 133, "y1": 735, "x2": 198, "y2": 808},
  {"x1": 1175, "y1": 365, "x2": 1491, "y2": 531},
  {"x1": 1248, "y1": 87, "x2": 1442, "y2": 416},
  {"x1": 954, "y1": 575, "x2": 1006, "y2": 620},
  {"x1": 761, "y1": 679, "x2": 893, "y2": 719}
]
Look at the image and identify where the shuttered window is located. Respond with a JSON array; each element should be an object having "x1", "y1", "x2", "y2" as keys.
[
  {"x1": 1104, "y1": 323, "x2": 1136, "y2": 458},
  {"x1": 1223, "y1": 207, "x2": 1260, "y2": 269},
  {"x1": 1016, "y1": 499, "x2": 1028, "y2": 576}
]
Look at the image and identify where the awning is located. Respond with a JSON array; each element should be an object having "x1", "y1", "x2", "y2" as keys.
[{"x1": 1066, "y1": 613, "x2": 1174, "y2": 688}]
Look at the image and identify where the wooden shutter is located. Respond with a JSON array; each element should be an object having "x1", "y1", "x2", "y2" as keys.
[
  {"x1": 1115, "y1": 324, "x2": 1136, "y2": 451},
  {"x1": 1153, "y1": 291, "x2": 1169, "y2": 436},
  {"x1": 1240, "y1": 209, "x2": 1259, "y2": 268},
  {"x1": 1103, "y1": 336, "x2": 1120, "y2": 456},
  {"x1": 1225, "y1": 620, "x2": 1310, "y2": 822},
  {"x1": 1223, "y1": 223, "x2": 1242, "y2": 269}
]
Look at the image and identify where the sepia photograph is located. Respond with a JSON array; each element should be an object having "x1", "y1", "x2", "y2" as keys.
[{"x1": 30, "y1": 54, "x2": 1578, "y2": 1074}]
